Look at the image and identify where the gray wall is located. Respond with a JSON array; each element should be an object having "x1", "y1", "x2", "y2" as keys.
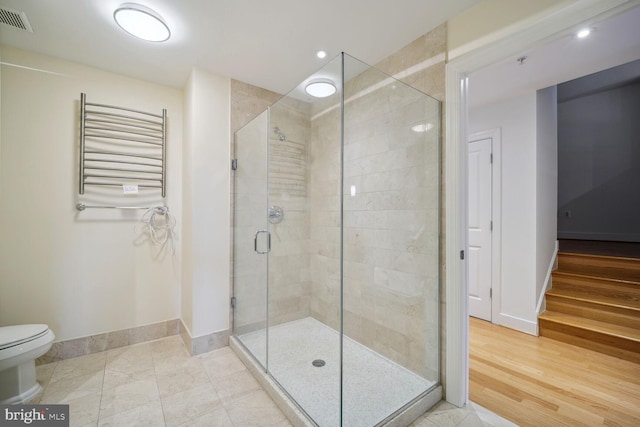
[{"x1": 557, "y1": 62, "x2": 640, "y2": 242}]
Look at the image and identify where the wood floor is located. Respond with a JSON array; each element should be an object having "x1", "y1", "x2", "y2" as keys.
[{"x1": 469, "y1": 317, "x2": 640, "y2": 426}]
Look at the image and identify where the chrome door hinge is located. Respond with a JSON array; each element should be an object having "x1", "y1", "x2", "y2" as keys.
[
  {"x1": 460, "y1": 250, "x2": 465, "y2": 260},
  {"x1": 490, "y1": 153, "x2": 493, "y2": 164},
  {"x1": 230, "y1": 296, "x2": 236, "y2": 308},
  {"x1": 489, "y1": 288, "x2": 493, "y2": 299},
  {"x1": 231, "y1": 159, "x2": 238, "y2": 170},
  {"x1": 490, "y1": 221, "x2": 493, "y2": 231}
]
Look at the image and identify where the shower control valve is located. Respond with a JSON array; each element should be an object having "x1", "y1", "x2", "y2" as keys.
[{"x1": 268, "y1": 206, "x2": 284, "y2": 224}]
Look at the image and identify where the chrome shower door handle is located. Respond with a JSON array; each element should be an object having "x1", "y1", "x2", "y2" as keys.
[{"x1": 254, "y1": 230, "x2": 270, "y2": 254}]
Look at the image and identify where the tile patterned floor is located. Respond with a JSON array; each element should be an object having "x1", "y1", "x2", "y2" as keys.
[{"x1": 34, "y1": 335, "x2": 513, "y2": 427}]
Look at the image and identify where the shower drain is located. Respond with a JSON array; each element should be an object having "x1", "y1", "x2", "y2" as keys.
[{"x1": 312, "y1": 359, "x2": 326, "y2": 367}]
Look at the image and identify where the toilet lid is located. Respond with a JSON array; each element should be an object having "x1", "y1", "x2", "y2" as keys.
[{"x1": 0, "y1": 324, "x2": 49, "y2": 350}]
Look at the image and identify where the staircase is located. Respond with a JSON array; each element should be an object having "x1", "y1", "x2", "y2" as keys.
[{"x1": 539, "y1": 252, "x2": 640, "y2": 363}]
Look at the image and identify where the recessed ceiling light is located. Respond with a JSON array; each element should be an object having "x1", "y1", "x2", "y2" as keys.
[
  {"x1": 576, "y1": 28, "x2": 592, "y2": 39},
  {"x1": 411, "y1": 123, "x2": 434, "y2": 133},
  {"x1": 316, "y1": 50, "x2": 327, "y2": 59},
  {"x1": 305, "y1": 80, "x2": 336, "y2": 98},
  {"x1": 114, "y1": 3, "x2": 170, "y2": 42}
]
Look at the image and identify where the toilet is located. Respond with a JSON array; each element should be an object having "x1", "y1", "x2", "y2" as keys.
[{"x1": 0, "y1": 324, "x2": 55, "y2": 404}]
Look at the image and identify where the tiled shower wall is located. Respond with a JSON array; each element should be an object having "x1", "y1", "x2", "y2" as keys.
[
  {"x1": 268, "y1": 99, "x2": 312, "y2": 326},
  {"x1": 308, "y1": 59, "x2": 441, "y2": 378},
  {"x1": 373, "y1": 24, "x2": 447, "y2": 380}
]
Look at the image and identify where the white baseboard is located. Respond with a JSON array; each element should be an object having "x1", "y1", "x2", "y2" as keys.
[
  {"x1": 536, "y1": 240, "x2": 559, "y2": 318},
  {"x1": 496, "y1": 313, "x2": 538, "y2": 336}
]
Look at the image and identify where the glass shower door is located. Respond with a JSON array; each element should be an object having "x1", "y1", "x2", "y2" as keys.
[
  {"x1": 266, "y1": 56, "x2": 343, "y2": 426},
  {"x1": 233, "y1": 110, "x2": 269, "y2": 368}
]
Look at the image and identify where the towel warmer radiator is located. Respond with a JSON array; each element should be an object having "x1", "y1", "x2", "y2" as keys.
[{"x1": 79, "y1": 93, "x2": 167, "y2": 197}]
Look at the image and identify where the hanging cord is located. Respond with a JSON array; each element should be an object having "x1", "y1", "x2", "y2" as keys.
[{"x1": 135, "y1": 206, "x2": 176, "y2": 254}]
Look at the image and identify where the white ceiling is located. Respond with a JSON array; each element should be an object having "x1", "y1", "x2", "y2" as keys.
[
  {"x1": 0, "y1": 0, "x2": 479, "y2": 95},
  {"x1": 468, "y1": 5, "x2": 640, "y2": 109}
]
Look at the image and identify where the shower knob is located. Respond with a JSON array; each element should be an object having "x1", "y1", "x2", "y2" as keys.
[{"x1": 268, "y1": 206, "x2": 284, "y2": 224}]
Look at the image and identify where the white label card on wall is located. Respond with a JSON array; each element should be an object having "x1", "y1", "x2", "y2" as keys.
[{"x1": 123, "y1": 184, "x2": 139, "y2": 194}]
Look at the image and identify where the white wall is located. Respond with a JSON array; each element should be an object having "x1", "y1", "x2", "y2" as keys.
[
  {"x1": 469, "y1": 93, "x2": 538, "y2": 332},
  {"x1": 0, "y1": 47, "x2": 183, "y2": 341},
  {"x1": 536, "y1": 87, "x2": 558, "y2": 301},
  {"x1": 181, "y1": 68, "x2": 231, "y2": 339}
]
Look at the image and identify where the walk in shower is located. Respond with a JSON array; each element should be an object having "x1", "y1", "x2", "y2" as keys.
[{"x1": 231, "y1": 53, "x2": 441, "y2": 426}]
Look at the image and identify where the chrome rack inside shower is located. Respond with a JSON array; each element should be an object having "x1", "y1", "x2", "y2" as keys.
[{"x1": 78, "y1": 93, "x2": 168, "y2": 197}]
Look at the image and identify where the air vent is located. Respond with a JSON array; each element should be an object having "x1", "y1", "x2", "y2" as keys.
[{"x1": 0, "y1": 7, "x2": 33, "y2": 32}]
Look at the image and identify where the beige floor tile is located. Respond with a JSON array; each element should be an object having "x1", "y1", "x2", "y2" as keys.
[
  {"x1": 40, "y1": 371, "x2": 104, "y2": 404},
  {"x1": 411, "y1": 418, "x2": 438, "y2": 427},
  {"x1": 67, "y1": 393, "x2": 101, "y2": 427},
  {"x1": 106, "y1": 343, "x2": 154, "y2": 374},
  {"x1": 106, "y1": 342, "x2": 153, "y2": 363},
  {"x1": 150, "y1": 335, "x2": 189, "y2": 361},
  {"x1": 99, "y1": 377, "x2": 160, "y2": 418},
  {"x1": 177, "y1": 407, "x2": 234, "y2": 427},
  {"x1": 153, "y1": 351, "x2": 196, "y2": 374},
  {"x1": 224, "y1": 390, "x2": 288, "y2": 427},
  {"x1": 155, "y1": 358, "x2": 211, "y2": 398},
  {"x1": 106, "y1": 357, "x2": 153, "y2": 376},
  {"x1": 201, "y1": 346, "x2": 234, "y2": 358},
  {"x1": 457, "y1": 412, "x2": 487, "y2": 427},
  {"x1": 161, "y1": 383, "x2": 223, "y2": 427},
  {"x1": 49, "y1": 352, "x2": 107, "y2": 384},
  {"x1": 421, "y1": 407, "x2": 476, "y2": 427},
  {"x1": 211, "y1": 369, "x2": 261, "y2": 404},
  {"x1": 102, "y1": 367, "x2": 156, "y2": 390},
  {"x1": 200, "y1": 349, "x2": 246, "y2": 380},
  {"x1": 36, "y1": 362, "x2": 58, "y2": 388},
  {"x1": 97, "y1": 400, "x2": 165, "y2": 427}
]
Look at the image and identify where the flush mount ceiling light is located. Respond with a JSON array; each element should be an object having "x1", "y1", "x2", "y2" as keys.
[
  {"x1": 305, "y1": 80, "x2": 336, "y2": 98},
  {"x1": 576, "y1": 27, "x2": 594, "y2": 39},
  {"x1": 316, "y1": 50, "x2": 327, "y2": 59},
  {"x1": 411, "y1": 123, "x2": 434, "y2": 133},
  {"x1": 114, "y1": 3, "x2": 170, "y2": 42}
]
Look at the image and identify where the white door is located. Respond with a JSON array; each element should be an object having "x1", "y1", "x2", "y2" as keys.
[{"x1": 468, "y1": 137, "x2": 492, "y2": 320}]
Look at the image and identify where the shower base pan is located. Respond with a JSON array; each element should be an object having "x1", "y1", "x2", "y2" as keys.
[{"x1": 231, "y1": 317, "x2": 441, "y2": 427}]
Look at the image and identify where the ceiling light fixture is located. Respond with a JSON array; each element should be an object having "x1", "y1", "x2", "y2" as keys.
[
  {"x1": 316, "y1": 50, "x2": 327, "y2": 59},
  {"x1": 411, "y1": 123, "x2": 434, "y2": 133},
  {"x1": 576, "y1": 28, "x2": 593, "y2": 39},
  {"x1": 305, "y1": 80, "x2": 336, "y2": 98},
  {"x1": 114, "y1": 3, "x2": 171, "y2": 42}
]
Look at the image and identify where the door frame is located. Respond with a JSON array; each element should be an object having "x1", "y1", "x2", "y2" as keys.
[
  {"x1": 444, "y1": 0, "x2": 640, "y2": 407},
  {"x1": 468, "y1": 129, "x2": 502, "y2": 323}
]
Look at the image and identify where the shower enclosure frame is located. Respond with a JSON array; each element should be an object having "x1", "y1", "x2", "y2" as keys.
[{"x1": 231, "y1": 52, "x2": 442, "y2": 426}]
